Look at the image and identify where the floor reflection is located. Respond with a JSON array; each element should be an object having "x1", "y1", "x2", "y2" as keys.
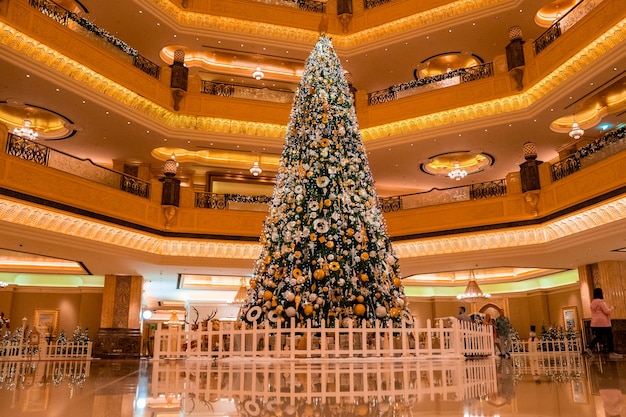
[{"x1": 0, "y1": 355, "x2": 623, "y2": 416}]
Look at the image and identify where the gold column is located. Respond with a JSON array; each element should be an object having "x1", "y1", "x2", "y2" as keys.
[
  {"x1": 100, "y1": 275, "x2": 142, "y2": 328},
  {"x1": 94, "y1": 275, "x2": 143, "y2": 358}
]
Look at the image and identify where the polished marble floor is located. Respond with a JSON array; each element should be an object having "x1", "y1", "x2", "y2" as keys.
[{"x1": 0, "y1": 354, "x2": 622, "y2": 417}]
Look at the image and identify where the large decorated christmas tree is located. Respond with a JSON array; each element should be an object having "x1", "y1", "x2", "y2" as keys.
[{"x1": 239, "y1": 35, "x2": 410, "y2": 328}]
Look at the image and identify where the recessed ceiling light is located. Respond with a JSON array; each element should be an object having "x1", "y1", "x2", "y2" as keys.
[
  {"x1": 55, "y1": 88, "x2": 60, "y2": 92},
  {"x1": 173, "y1": 34, "x2": 177, "y2": 38},
  {"x1": 187, "y1": 140, "x2": 191, "y2": 143},
  {"x1": 164, "y1": 138, "x2": 167, "y2": 142},
  {"x1": 127, "y1": 121, "x2": 131, "y2": 125},
  {"x1": 82, "y1": 100, "x2": 86, "y2": 104},
  {"x1": 105, "y1": 111, "x2": 109, "y2": 115},
  {"x1": 26, "y1": 74, "x2": 30, "y2": 78},
  {"x1": 240, "y1": 44, "x2": 244, "y2": 47},
  {"x1": 139, "y1": 10, "x2": 143, "y2": 13},
  {"x1": 210, "y1": 142, "x2": 213, "y2": 146},
  {"x1": 156, "y1": 22, "x2": 160, "y2": 26},
  {"x1": 146, "y1": 130, "x2": 150, "y2": 133}
]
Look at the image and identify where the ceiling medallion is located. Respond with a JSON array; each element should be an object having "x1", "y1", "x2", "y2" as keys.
[
  {"x1": 420, "y1": 150, "x2": 494, "y2": 180},
  {"x1": 0, "y1": 101, "x2": 78, "y2": 140}
]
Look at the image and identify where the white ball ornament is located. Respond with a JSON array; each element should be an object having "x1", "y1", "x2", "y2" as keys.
[
  {"x1": 375, "y1": 306, "x2": 387, "y2": 318},
  {"x1": 285, "y1": 307, "x2": 296, "y2": 317},
  {"x1": 286, "y1": 291, "x2": 295, "y2": 302}
]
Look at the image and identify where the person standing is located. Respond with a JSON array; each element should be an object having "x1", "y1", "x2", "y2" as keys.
[
  {"x1": 585, "y1": 288, "x2": 623, "y2": 359},
  {"x1": 494, "y1": 309, "x2": 512, "y2": 358},
  {"x1": 458, "y1": 306, "x2": 471, "y2": 322}
]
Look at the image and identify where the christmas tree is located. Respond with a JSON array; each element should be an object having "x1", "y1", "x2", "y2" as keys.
[{"x1": 239, "y1": 35, "x2": 410, "y2": 328}]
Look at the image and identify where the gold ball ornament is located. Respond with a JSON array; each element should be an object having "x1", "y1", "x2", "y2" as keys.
[
  {"x1": 360, "y1": 252, "x2": 369, "y2": 261},
  {"x1": 356, "y1": 295, "x2": 365, "y2": 303},
  {"x1": 354, "y1": 304, "x2": 366, "y2": 316},
  {"x1": 304, "y1": 304, "x2": 314, "y2": 316},
  {"x1": 390, "y1": 307, "x2": 400, "y2": 318},
  {"x1": 250, "y1": 279, "x2": 257, "y2": 289},
  {"x1": 313, "y1": 269, "x2": 325, "y2": 280},
  {"x1": 263, "y1": 290, "x2": 273, "y2": 301},
  {"x1": 360, "y1": 273, "x2": 369, "y2": 282},
  {"x1": 393, "y1": 277, "x2": 402, "y2": 287},
  {"x1": 356, "y1": 404, "x2": 369, "y2": 416}
]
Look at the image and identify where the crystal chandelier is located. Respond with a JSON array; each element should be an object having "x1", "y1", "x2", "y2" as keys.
[
  {"x1": 569, "y1": 122, "x2": 584, "y2": 140},
  {"x1": 13, "y1": 119, "x2": 38, "y2": 140},
  {"x1": 232, "y1": 278, "x2": 248, "y2": 304},
  {"x1": 448, "y1": 162, "x2": 467, "y2": 181},
  {"x1": 252, "y1": 66, "x2": 264, "y2": 80},
  {"x1": 250, "y1": 161, "x2": 262, "y2": 176},
  {"x1": 456, "y1": 270, "x2": 490, "y2": 302},
  {"x1": 164, "y1": 311, "x2": 185, "y2": 327}
]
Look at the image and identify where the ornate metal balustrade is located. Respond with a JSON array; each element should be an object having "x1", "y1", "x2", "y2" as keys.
[
  {"x1": 470, "y1": 179, "x2": 507, "y2": 200},
  {"x1": 364, "y1": 0, "x2": 395, "y2": 9},
  {"x1": 5, "y1": 133, "x2": 150, "y2": 199},
  {"x1": 551, "y1": 126, "x2": 626, "y2": 182},
  {"x1": 368, "y1": 63, "x2": 494, "y2": 105},
  {"x1": 195, "y1": 192, "x2": 272, "y2": 211},
  {"x1": 201, "y1": 81, "x2": 295, "y2": 104},
  {"x1": 28, "y1": 0, "x2": 160, "y2": 79},
  {"x1": 534, "y1": 0, "x2": 603, "y2": 54},
  {"x1": 379, "y1": 179, "x2": 507, "y2": 213},
  {"x1": 249, "y1": 0, "x2": 326, "y2": 13}
]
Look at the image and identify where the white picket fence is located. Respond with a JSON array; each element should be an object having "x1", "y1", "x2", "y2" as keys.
[
  {"x1": 151, "y1": 358, "x2": 498, "y2": 408},
  {"x1": 153, "y1": 317, "x2": 494, "y2": 360},
  {"x1": 0, "y1": 340, "x2": 92, "y2": 360},
  {"x1": 511, "y1": 338, "x2": 581, "y2": 356}
]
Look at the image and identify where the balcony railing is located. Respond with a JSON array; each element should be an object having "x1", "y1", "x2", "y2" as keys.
[
  {"x1": 551, "y1": 126, "x2": 626, "y2": 182},
  {"x1": 368, "y1": 63, "x2": 494, "y2": 105},
  {"x1": 5, "y1": 133, "x2": 150, "y2": 199},
  {"x1": 250, "y1": 0, "x2": 326, "y2": 13},
  {"x1": 364, "y1": 0, "x2": 395, "y2": 9},
  {"x1": 28, "y1": 0, "x2": 160, "y2": 79},
  {"x1": 195, "y1": 192, "x2": 271, "y2": 211},
  {"x1": 533, "y1": 0, "x2": 603, "y2": 54},
  {"x1": 379, "y1": 179, "x2": 507, "y2": 213},
  {"x1": 201, "y1": 81, "x2": 295, "y2": 104}
]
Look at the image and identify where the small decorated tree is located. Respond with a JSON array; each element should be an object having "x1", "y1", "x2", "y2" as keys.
[{"x1": 239, "y1": 35, "x2": 410, "y2": 328}]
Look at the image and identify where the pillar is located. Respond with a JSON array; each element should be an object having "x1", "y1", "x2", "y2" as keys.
[{"x1": 92, "y1": 275, "x2": 143, "y2": 359}]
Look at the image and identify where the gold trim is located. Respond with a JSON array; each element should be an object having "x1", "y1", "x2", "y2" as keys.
[{"x1": 2, "y1": 194, "x2": 626, "y2": 262}]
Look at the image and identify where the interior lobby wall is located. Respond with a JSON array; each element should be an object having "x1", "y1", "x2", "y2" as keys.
[{"x1": 3, "y1": 289, "x2": 103, "y2": 338}]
